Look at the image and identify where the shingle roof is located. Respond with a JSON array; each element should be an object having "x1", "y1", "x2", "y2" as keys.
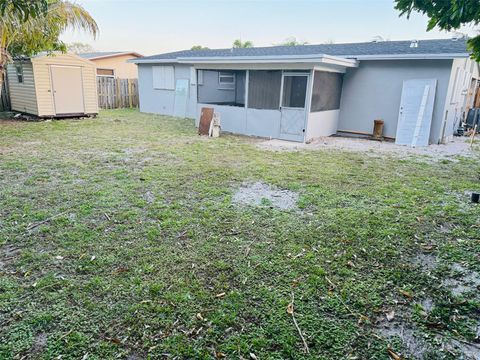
[
  {"x1": 139, "y1": 39, "x2": 469, "y2": 61},
  {"x1": 78, "y1": 51, "x2": 141, "y2": 59}
]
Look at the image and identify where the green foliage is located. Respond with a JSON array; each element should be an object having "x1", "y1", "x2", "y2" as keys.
[
  {"x1": 191, "y1": 45, "x2": 209, "y2": 51},
  {"x1": 394, "y1": 0, "x2": 480, "y2": 61},
  {"x1": 0, "y1": 0, "x2": 98, "y2": 70},
  {"x1": 0, "y1": 0, "x2": 47, "y2": 21},
  {"x1": 233, "y1": 39, "x2": 253, "y2": 48}
]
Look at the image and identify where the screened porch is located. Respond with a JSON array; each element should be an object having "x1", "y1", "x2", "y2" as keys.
[{"x1": 195, "y1": 67, "x2": 345, "y2": 142}]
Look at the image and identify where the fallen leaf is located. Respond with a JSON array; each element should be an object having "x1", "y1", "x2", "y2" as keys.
[
  {"x1": 215, "y1": 292, "x2": 226, "y2": 298},
  {"x1": 387, "y1": 348, "x2": 402, "y2": 360},
  {"x1": 347, "y1": 260, "x2": 355, "y2": 268},
  {"x1": 249, "y1": 353, "x2": 258, "y2": 360},
  {"x1": 386, "y1": 310, "x2": 395, "y2": 321},
  {"x1": 215, "y1": 351, "x2": 226, "y2": 358},
  {"x1": 107, "y1": 337, "x2": 121, "y2": 344},
  {"x1": 196, "y1": 313, "x2": 204, "y2": 321},
  {"x1": 399, "y1": 290, "x2": 413, "y2": 299},
  {"x1": 90, "y1": 256, "x2": 96, "y2": 261},
  {"x1": 287, "y1": 302, "x2": 294, "y2": 315},
  {"x1": 55, "y1": 256, "x2": 64, "y2": 260}
]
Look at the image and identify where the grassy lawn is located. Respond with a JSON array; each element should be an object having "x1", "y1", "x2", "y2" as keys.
[{"x1": 1, "y1": 109, "x2": 479, "y2": 359}]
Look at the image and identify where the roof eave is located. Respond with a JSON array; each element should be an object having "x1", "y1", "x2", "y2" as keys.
[
  {"x1": 350, "y1": 53, "x2": 470, "y2": 60},
  {"x1": 131, "y1": 54, "x2": 359, "y2": 67}
]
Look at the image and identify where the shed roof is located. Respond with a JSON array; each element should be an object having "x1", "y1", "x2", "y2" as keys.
[
  {"x1": 79, "y1": 51, "x2": 142, "y2": 60},
  {"x1": 134, "y1": 38, "x2": 470, "y2": 63}
]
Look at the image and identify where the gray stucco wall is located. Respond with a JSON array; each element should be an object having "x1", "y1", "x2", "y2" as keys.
[
  {"x1": 138, "y1": 64, "x2": 197, "y2": 118},
  {"x1": 338, "y1": 59, "x2": 453, "y2": 143}
]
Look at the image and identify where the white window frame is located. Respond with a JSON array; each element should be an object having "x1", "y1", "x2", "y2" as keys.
[
  {"x1": 197, "y1": 69, "x2": 204, "y2": 85},
  {"x1": 218, "y1": 71, "x2": 235, "y2": 85},
  {"x1": 153, "y1": 65, "x2": 175, "y2": 90},
  {"x1": 96, "y1": 68, "x2": 115, "y2": 78}
]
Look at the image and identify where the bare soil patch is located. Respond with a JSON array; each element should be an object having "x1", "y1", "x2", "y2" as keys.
[
  {"x1": 232, "y1": 182, "x2": 298, "y2": 210},
  {"x1": 257, "y1": 136, "x2": 476, "y2": 161}
]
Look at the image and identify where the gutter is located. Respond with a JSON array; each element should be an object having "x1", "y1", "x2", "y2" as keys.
[{"x1": 347, "y1": 53, "x2": 469, "y2": 60}]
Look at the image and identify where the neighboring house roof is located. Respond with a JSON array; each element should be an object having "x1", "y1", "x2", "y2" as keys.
[
  {"x1": 133, "y1": 38, "x2": 470, "y2": 64},
  {"x1": 79, "y1": 51, "x2": 143, "y2": 60}
]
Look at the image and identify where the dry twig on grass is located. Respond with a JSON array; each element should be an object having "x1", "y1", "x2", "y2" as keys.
[
  {"x1": 288, "y1": 292, "x2": 310, "y2": 354},
  {"x1": 26, "y1": 211, "x2": 68, "y2": 231}
]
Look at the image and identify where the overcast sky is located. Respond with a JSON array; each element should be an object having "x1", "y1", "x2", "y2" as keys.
[{"x1": 60, "y1": 0, "x2": 477, "y2": 56}]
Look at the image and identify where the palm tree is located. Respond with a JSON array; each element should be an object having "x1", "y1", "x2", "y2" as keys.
[
  {"x1": 0, "y1": 0, "x2": 98, "y2": 94},
  {"x1": 233, "y1": 39, "x2": 253, "y2": 48}
]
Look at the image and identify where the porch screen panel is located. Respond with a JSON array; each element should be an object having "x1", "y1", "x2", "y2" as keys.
[
  {"x1": 310, "y1": 71, "x2": 343, "y2": 112},
  {"x1": 248, "y1": 70, "x2": 282, "y2": 110}
]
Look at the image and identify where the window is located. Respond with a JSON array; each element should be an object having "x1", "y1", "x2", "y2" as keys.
[
  {"x1": 310, "y1": 71, "x2": 343, "y2": 112},
  {"x1": 282, "y1": 75, "x2": 308, "y2": 108},
  {"x1": 219, "y1": 71, "x2": 235, "y2": 85},
  {"x1": 15, "y1": 64, "x2": 23, "y2": 83},
  {"x1": 97, "y1": 68, "x2": 114, "y2": 77},
  {"x1": 197, "y1": 70, "x2": 246, "y2": 107},
  {"x1": 152, "y1": 65, "x2": 175, "y2": 90},
  {"x1": 247, "y1": 70, "x2": 282, "y2": 110}
]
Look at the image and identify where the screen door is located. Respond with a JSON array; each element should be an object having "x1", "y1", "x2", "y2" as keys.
[
  {"x1": 50, "y1": 66, "x2": 85, "y2": 115},
  {"x1": 279, "y1": 73, "x2": 309, "y2": 142}
]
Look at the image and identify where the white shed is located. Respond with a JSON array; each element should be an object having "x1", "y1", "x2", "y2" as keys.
[{"x1": 6, "y1": 53, "x2": 98, "y2": 117}]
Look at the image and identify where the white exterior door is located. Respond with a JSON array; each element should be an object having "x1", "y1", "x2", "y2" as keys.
[
  {"x1": 50, "y1": 66, "x2": 85, "y2": 115},
  {"x1": 173, "y1": 79, "x2": 189, "y2": 118},
  {"x1": 395, "y1": 79, "x2": 437, "y2": 147},
  {"x1": 279, "y1": 73, "x2": 309, "y2": 142}
]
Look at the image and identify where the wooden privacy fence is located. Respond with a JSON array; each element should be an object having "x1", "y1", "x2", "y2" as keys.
[{"x1": 97, "y1": 77, "x2": 138, "y2": 109}]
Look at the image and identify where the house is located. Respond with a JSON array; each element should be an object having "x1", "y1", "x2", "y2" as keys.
[
  {"x1": 79, "y1": 51, "x2": 143, "y2": 79},
  {"x1": 132, "y1": 38, "x2": 480, "y2": 145},
  {"x1": 6, "y1": 53, "x2": 98, "y2": 117}
]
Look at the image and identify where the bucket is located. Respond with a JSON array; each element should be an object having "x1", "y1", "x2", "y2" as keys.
[
  {"x1": 472, "y1": 192, "x2": 480, "y2": 203},
  {"x1": 373, "y1": 120, "x2": 384, "y2": 139}
]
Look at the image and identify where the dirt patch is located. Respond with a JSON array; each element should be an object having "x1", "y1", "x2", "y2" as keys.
[
  {"x1": 0, "y1": 244, "x2": 21, "y2": 270},
  {"x1": 257, "y1": 136, "x2": 475, "y2": 161},
  {"x1": 232, "y1": 182, "x2": 298, "y2": 210},
  {"x1": 144, "y1": 191, "x2": 155, "y2": 204},
  {"x1": 412, "y1": 253, "x2": 438, "y2": 272},
  {"x1": 442, "y1": 263, "x2": 480, "y2": 297},
  {"x1": 31, "y1": 332, "x2": 48, "y2": 355}
]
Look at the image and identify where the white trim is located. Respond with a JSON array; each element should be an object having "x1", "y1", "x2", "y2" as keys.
[{"x1": 132, "y1": 54, "x2": 358, "y2": 68}]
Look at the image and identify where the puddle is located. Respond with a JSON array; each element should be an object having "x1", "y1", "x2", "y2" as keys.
[{"x1": 232, "y1": 182, "x2": 298, "y2": 210}]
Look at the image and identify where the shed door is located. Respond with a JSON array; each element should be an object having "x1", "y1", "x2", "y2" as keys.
[
  {"x1": 395, "y1": 79, "x2": 437, "y2": 147},
  {"x1": 279, "y1": 73, "x2": 309, "y2": 142},
  {"x1": 50, "y1": 66, "x2": 85, "y2": 115}
]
